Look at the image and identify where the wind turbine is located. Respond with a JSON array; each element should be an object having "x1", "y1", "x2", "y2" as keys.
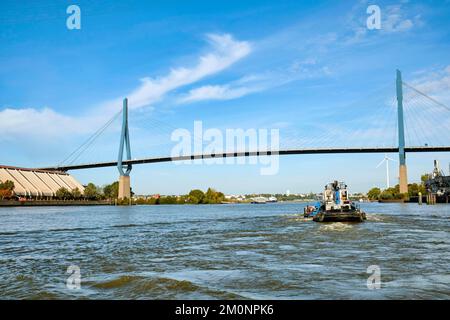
[{"x1": 376, "y1": 154, "x2": 397, "y2": 189}]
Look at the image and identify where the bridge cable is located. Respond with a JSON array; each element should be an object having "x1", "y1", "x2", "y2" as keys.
[
  {"x1": 57, "y1": 110, "x2": 122, "y2": 166},
  {"x1": 403, "y1": 82, "x2": 450, "y2": 112},
  {"x1": 403, "y1": 88, "x2": 450, "y2": 146}
]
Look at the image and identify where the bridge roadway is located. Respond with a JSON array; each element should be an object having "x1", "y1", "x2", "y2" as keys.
[{"x1": 38, "y1": 146, "x2": 450, "y2": 172}]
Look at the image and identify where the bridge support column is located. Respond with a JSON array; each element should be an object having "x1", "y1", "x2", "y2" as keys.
[
  {"x1": 118, "y1": 175, "x2": 131, "y2": 199},
  {"x1": 399, "y1": 164, "x2": 408, "y2": 194},
  {"x1": 117, "y1": 98, "x2": 132, "y2": 201},
  {"x1": 396, "y1": 70, "x2": 408, "y2": 194}
]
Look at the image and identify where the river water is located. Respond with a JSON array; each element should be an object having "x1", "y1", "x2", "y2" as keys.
[{"x1": 0, "y1": 202, "x2": 449, "y2": 299}]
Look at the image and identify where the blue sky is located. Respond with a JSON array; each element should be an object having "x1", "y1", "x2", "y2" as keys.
[{"x1": 1, "y1": 0, "x2": 450, "y2": 194}]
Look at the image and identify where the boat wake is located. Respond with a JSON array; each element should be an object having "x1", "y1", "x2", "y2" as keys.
[
  {"x1": 283, "y1": 214, "x2": 313, "y2": 222},
  {"x1": 318, "y1": 222, "x2": 354, "y2": 232},
  {"x1": 365, "y1": 214, "x2": 386, "y2": 222}
]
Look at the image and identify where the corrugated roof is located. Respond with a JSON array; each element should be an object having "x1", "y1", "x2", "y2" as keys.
[
  {"x1": 0, "y1": 165, "x2": 68, "y2": 175},
  {"x1": 0, "y1": 166, "x2": 85, "y2": 197}
]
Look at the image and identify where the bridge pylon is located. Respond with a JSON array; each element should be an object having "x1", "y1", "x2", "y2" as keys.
[
  {"x1": 396, "y1": 70, "x2": 408, "y2": 194},
  {"x1": 117, "y1": 98, "x2": 132, "y2": 200}
]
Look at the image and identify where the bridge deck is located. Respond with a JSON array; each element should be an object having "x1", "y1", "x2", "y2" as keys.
[{"x1": 37, "y1": 146, "x2": 450, "y2": 171}]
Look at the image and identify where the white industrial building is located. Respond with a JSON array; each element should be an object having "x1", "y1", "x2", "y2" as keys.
[{"x1": 0, "y1": 165, "x2": 84, "y2": 198}]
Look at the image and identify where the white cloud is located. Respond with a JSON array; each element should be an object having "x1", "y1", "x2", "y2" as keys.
[
  {"x1": 179, "y1": 84, "x2": 258, "y2": 103},
  {"x1": 383, "y1": 5, "x2": 415, "y2": 33},
  {"x1": 179, "y1": 59, "x2": 332, "y2": 104},
  {"x1": 100, "y1": 33, "x2": 251, "y2": 112},
  {"x1": 345, "y1": 2, "x2": 421, "y2": 44},
  {"x1": 408, "y1": 65, "x2": 450, "y2": 103},
  {"x1": 0, "y1": 33, "x2": 251, "y2": 143},
  {"x1": 0, "y1": 108, "x2": 91, "y2": 140},
  {"x1": 178, "y1": 72, "x2": 280, "y2": 104}
]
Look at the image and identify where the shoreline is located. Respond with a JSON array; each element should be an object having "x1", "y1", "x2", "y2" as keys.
[
  {"x1": 0, "y1": 199, "x2": 411, "y2": 207},
  {"x1": 0, "y1": 200, "x2": 112, "y2": 207},
  {"x1": 0, "y1": 200, "x2": 312, "y2": 207}
]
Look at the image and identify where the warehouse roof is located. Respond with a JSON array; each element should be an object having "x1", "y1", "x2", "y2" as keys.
[{"x1": 0, "y1": 165, "x2": 84, "y2": 197}]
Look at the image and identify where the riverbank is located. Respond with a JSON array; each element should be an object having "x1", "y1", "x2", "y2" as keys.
[{"x1": 0, "y1": 200, "x2": 112, "y2": 207}]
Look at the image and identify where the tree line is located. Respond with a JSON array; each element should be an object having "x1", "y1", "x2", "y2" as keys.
[
  {"x1": 55, "y1": 182, "x2": 120, "y2": 200},
  {"x1": 367, "y1": 174, "x2": 428, "y2": 201},
  {"x1": 1, "y1": 179, "x2": 225, "y2": 205},
  {"x1": 134, "y1": 188, "x2": 225, "y2": 205}
]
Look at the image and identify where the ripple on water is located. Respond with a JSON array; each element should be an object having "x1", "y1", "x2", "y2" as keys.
[{"x1": 0, "y1": 202, "x2": 449, "y2": 299}]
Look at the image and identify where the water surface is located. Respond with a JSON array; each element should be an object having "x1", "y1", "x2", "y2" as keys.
[{"x1": 0, "y1": 202, "x2": 449, "y2": 299}]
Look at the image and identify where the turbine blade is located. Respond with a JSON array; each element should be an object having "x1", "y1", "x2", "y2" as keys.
[{"x1": 376, "y1": 159, "x2": 385, "y2": 168}]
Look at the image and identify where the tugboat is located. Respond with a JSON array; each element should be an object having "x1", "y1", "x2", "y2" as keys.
[{"x1": 304, "y1": 181, "x2": 366, "y2": 222}]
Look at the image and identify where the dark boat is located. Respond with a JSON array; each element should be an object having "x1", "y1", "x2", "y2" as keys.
[
  {"x1": 304, "y1": 181, "x2": 366, "y2": 222},
  {"x1": 424, "y1": 160, "x2": 450, "y2": 203}
]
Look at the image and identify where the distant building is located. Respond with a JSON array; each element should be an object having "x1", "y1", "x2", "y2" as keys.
[{"x1": 0, "y1": 165, "x2": 84, "y2": 198}]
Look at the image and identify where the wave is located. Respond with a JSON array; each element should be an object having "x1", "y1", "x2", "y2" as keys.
[
  {"x1": 86, "y1": 273, "x2": 246, "y2": 299},
  {"x1": 89, "y1": 274, "x2": 199, "y2": 292}
]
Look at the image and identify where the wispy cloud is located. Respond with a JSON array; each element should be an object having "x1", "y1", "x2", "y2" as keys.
[
  {"x1": 0, "y1": 33, "x2": 251, "y2": 143},
  {"x1": 100, "y1": 33, "x2": 251, "y2": 112},
  {"x1": 179, "y1": 84, "x2": 257, "y2": 103},
  {"x1": 344, "y1": 2, "x2": 423, "y2": 45},
  {"x1": 383, "y1": 5, "x2": 420, "y2": 33},
  {"x1": 178, "y1": 73, "x2": 270, "y2": 103},
  {"x1": 408, "y1": 65, "x2": 450, "y2": 104},
  {"x1": 178, "y1": 59, "x2": 332, "y2": 103}
]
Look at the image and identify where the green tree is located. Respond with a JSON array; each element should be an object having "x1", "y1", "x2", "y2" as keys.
[
  {"x1": 367, "y1": 187, "x2": 381, "y2": 200},
  {"x1": 204, "y1": 188, "x2": 225, "y2": 204},
  {"x1": 71, "y1": 188, "x2": 82, "y2": 199},
  {"x1": 177, "y1": 195, "x2": 188, "y2": 204},
  {"x1": 103, "y1": 181, "x2": 119, "y2": 199},
  {"x1": 159, "y1": 196, "x2": 178, "y2": 204},
  {"x1": 408, "y1": 183, "x2": 426, "y2": 197},
  {"x1": 378, "y1": 185, "x2": 407, "y2": 200},
  {"x1": 135, "y1": 197, "x2": 147, "y2": 205},
  {"x1": 379, "y1": 190, "x2": 394, "y2": 200},
  {"x1": 204, "y1": 188, "x2": 214, "y2": 204},
  {"x1": 84, "y1": 183, "x2": 100, "y2": 200},
  {"x1": 420, "y1": 174, "x2": 429, "y2": 195},
  {"x1": 56, "y1": 187, "x2": 72, "y2": 200},
  {"x1": 421, "y1": 174, "x2": 430, "y2": 184},
  {"x1": 117, "y1": 197, "x2": 131, "y2": 205},
  {"x1": 188, "y1": 189, "x2": 205, "y2": 204}
]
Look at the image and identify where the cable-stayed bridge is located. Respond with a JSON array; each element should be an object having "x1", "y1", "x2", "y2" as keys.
[
  {"x1": 31, "y1": 70, "x2": 450, "y2": 199},
  {"x1": 39, "y1": 146, "x2": 450, "y2": 171}
]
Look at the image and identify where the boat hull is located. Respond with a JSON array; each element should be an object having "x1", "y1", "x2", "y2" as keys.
[{"x1": 312, "y1": 210, "x2": 366, "y2": 222}]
